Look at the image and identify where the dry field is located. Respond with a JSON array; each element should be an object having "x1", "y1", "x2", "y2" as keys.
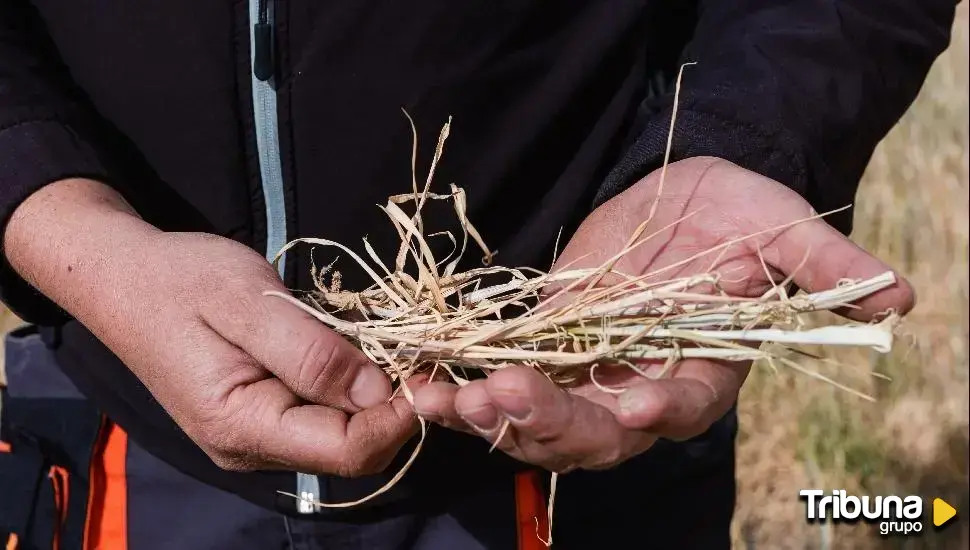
[{"x1": 1, "y1": 12, "x2": 967, "y2": 550}]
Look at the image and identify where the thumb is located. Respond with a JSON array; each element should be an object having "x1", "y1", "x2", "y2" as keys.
[
  {"x1": 200, "y1": 285, "x2": 392, "y2": 413},
  {"x1": 767, "y1": 218, "x2": 915, "y2": 321}
]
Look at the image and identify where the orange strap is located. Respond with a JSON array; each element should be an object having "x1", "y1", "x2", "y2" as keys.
[
  {"x1": 82, "y1": 419, "x2": 128, "y2": 550},
  {"x1": 514, "y1": 470, "x2": 550, "y2": 550},
  {"x1": 5, "y1": 534, "x2": 17, "y2": 550},
  {"x1": 48, "y1": 466, "x2": 71, "y2": 550}
]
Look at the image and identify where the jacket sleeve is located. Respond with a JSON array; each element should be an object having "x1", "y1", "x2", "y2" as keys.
[
  {"x1": 595, "y1": 0, "x2": 957, "y2": 234},
  {"x1": 0, "y1": 1, "x2": 116, "y2": 325}
]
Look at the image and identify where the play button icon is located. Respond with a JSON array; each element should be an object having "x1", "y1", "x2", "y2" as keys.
[{"x1": 933, "y1": 498, "x2": 957, "y2": 528}]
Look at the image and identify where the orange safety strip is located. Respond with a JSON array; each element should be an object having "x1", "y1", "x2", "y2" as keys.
[
  {"x1": 5, "y1": 533, "x2": 17, "y2": 550},
  {"x1": 0, "y1": 440, "x2": 11, "y2": 453},
  {"x1": 82, "y1": 419, "x2": 128, "y2": 550},
  {"x1": 48, "y1": 465, "x2": 71, "y2": 550},
  {"x1": 514, "y1": 470, "x2": 550, "y2": 550}
]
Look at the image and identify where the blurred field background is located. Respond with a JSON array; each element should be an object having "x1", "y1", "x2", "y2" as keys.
[
  {"x1": 1, "y1": 10, "x2": 967, "y2": 550},
  {"x1": 731, "y1": 9, "x2": 969, "y2": 550}
]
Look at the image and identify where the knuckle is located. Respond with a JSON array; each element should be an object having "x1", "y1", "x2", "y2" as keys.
[
  {"x1": 582, "y1": 433, "x2": 654, "y2": 471},
  {"x1": 195, "y1": 273, "x2": 280, "y2": 335},
  {"x1": 526, "y1": 400, "x2": 575, "y2": 445},
  {"x1": 197, "y1": 428, "x2": 247, "y2": 468},
  {"x1": 333, "y1": 420, "x2": 402, "y2": 477},
  {"x1": 527, "y1": 425, "x2": 564, "y2": 445},
  {"x1": 359, "y1": 453, "x2": 394, "y2": 476},
  {"x1": 691, "y1": 155, "x2": 724, "y2": 166},
  {"x1": 335, "y1": 454, "x2": 384, "y2": 478},
  {"x1": 197, "y1": 282, "x2": 264, "y2": 333},
  {"x1": 190, "y1": 392, "x2": 264, "y2": 472},
  {"x1": 206, "y1": 450, "x2": 257, "y2": 473},
  {"x1": 207, "y1": 428, "x2": 246, "y2": 461},
  {"x1": 334, "y1": 456, "x2": 363, "y2": 477},
  {"x1": 336, "y1": 463, "x2": 365, "y2": 478},
  {"x1": 582, "y1": 445, "x2": 626, "y2": 471},
  {"x1": 295, "y1": 335, "x2": 341, "y2": 398}
]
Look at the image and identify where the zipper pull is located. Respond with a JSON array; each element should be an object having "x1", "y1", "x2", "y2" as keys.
[
  {"x1": 253, "y1": 0, "x2": 274, "y2": 81},
  {"x1": 253, "y1": 22, "x2": 274, "y2": 81}
]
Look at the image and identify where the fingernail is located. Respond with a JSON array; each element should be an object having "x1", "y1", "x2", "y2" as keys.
[
  {"x1": 492, "y1": 391, "x2": 533, "y2": 423},
  {"x1": 349, "y1": 364, "x2": 391, "y2": 409},
  {"x1": 617, "y1": 390, "x2": 644, "y2": 417},
  {"x1": 459, "y1": 404, "x2": 501, "y2": 433}
]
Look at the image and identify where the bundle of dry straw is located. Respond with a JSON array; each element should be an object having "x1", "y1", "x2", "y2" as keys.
[
  {"x1": 267, "y1": 116, "x2": 898, "y2": 401},
  {"x1": 266, "y1": 70, "x2": 902, "y2": 540},
  {"x1": 268, "y1": 161, "x2": 898, "y2": 395}
]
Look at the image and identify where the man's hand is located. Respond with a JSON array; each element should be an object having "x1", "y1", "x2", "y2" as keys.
[
  {"x1": 4, "y1": 178, "x2": 418, "y2": 476},
  {"x1": 411, "y1": 157, "x2": 915, "y2": 473}
]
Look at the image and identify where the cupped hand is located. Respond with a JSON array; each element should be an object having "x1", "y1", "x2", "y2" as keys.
[
  {"x1": 411, "y1": 157, "x2": 915, "y2": 473},
  {"x1": 5, "y1": 178, "x2": 419, "y2": 476}
]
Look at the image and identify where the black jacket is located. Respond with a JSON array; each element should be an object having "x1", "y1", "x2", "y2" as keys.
[{"x1": 0, "y1": 0, "x2": 956, "y2": 519}]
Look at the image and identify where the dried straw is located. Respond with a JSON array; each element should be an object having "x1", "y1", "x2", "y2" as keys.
[{"x1": 266, "y1": 66, "x2": 902, "y2": 543}]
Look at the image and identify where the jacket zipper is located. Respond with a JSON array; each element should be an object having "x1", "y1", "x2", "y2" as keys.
[
  {"x1": 248, "y1": 0, "x2": 288, "y2": 279},
  {"x1": 248, "y1": 0, "x2": 321, "y2": 513}
]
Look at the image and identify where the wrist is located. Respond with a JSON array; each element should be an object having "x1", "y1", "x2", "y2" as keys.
[{"x1": 3, "y1": 178, "x2": 159, "y2": 317}]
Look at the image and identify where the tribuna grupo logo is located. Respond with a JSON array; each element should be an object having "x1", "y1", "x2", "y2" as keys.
[{"x1": 799, "y1": 490, "x2": 925, "y2": 536}]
